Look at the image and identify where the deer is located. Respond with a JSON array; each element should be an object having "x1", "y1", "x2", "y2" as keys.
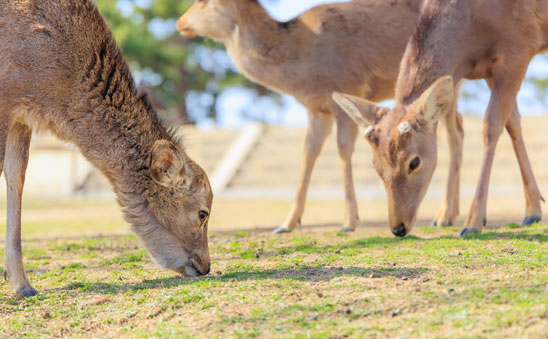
[
  {"x1": 0, "y1": 0, "x2": 213, "y2": 298},
  {"x1": 334, "y1": 0, "x2": 548, "y2": 237},
  {"x1": 176, "y1": 0, "x2": 471, "y2": 233}
]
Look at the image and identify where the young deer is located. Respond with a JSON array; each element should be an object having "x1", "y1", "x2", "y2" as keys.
[
  {"x1": 1, "y1": 0, "x2": 212, "y2": 297},
  {"x1": 177, "y1": 0, "x2": 463, "y2": 233},
  {"x1": 334, "y1": 0, "x2": 547, "y2": 237}
]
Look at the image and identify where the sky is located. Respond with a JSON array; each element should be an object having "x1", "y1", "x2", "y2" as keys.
[
  {"x1": 266, "y1": 0, "x2": 348, "y2": 20},
  {"x1": 206, "y1": 0, "x2": 548, "y2": 129}
]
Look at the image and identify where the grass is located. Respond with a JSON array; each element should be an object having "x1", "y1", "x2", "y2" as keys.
[{"x1": 1, "y1": 200, "x2": 548, "y2": 337}]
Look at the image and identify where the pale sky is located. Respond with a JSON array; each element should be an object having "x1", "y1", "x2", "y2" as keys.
[{"x1": 265, "y1": 0, "x2": 349, "y2": 21}]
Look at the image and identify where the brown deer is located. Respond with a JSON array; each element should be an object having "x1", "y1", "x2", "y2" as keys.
[
  {"x1": 1, "y1": 0, "x2": 212, "y2": 298},
  {"x1": 334, "y1": 0, "x2": 548, "y2": 237},
  {"x1": 177, "y1": 0, "x2": 467, "y2": 233}
]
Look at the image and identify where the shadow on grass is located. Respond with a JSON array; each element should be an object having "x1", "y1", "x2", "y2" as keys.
[
  {"x1": 255, "y1": 227, "x2": 548, "y2": 258},
  {"x1": 52, "y1": 265, "x2": 428, "y2": 295},
  {"x1": 461, "y1": 230, "x2": 548, "y2": 242},
  {"x1": 271, "y1": 235, "x2": 423, "y2": 256}
]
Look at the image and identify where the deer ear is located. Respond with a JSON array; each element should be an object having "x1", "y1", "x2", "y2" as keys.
[
  {"x1": 332, "y1": 92, "x2": 380, "y2": 128},
  {"x1": 415, "y1": 76, "x2": 454, "y2": 125},
  {"x1": 149, "y1": 140, "x2": 186, "y2": 187}
]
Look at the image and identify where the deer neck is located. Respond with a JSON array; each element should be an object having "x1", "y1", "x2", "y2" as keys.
[
  {"x1": 57, "y1": 38, "x2": 175, "y2": 228},
  {"x1": 223, "y1": 5, "x2": 304, "y2": 82},
  {"x1": 395, "y1": 2, "x2": 468, "y2": 108},
  {"x1": 63, "y1": 108, "x2": 168, "y2": 232},
  {"x1": 73, "y1": 98, "x2": 172, "y2": 222},
  {"x1": 395, "y1": 52, "x2": 456, "y2": 108}
]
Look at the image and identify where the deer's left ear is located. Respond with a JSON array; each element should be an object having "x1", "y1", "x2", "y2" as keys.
[
  {"x1": 414, "y1": 76, "x2": 454, "y2": 126},
  {"x1": 149, "y1": 140, "x2": 186, "y2": 188}
]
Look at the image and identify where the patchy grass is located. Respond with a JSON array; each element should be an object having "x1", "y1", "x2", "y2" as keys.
[{"x1": 1, "y1": 213, "x2": 548, "y2": 338}]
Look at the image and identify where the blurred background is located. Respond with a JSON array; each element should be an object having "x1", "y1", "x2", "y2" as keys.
[
  {"x1": 4, "y1": 0, "x2": 548, "y2": 237},
  {"x1": 90, "y1": 0, "x2": 548, "y2": 128}
]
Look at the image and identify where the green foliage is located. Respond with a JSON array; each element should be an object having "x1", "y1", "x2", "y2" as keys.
[{"x1": 94, "y1": 0, "x2": 274, "y2": 124}]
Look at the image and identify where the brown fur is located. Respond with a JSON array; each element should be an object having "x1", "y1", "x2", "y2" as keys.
[
  {"x1": 176, "y1": 0, "x2": 465, "y2": 233},
  {"x1": 335, "y1": 0, "x2": 548, "y2": 236},
  {"x1": 1, "y1": 0, "x2": 212, "y2": 297}
]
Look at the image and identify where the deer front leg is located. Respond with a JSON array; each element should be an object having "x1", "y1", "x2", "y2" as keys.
[
  {"x1": 273, "y1": 111, "x2": 333, "y2": 233},
  {"x1": 505, "y1": 105, "x2": 543, "y2": 225},
  {"x1": 334, "y1": 112, "x2": 359, "y2": 232},
  {"x1": 460, "y1": 63, "x2": 529, "y2": 237},
  {"x1": 432, "y1": 104, "x2": 463, "y2": 227},
  {"x1": 3, "y1": 122, "x2": 34, "y2": 297}
]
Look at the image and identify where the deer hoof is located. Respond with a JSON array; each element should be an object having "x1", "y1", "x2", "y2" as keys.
[
  {"x1": 439, "y1": 220, "x2": 453, "y2": 227},
  {"x1": 458, "y1": 228, "x2": 481, "y2": 238},
  {"x1": 16, "y1": 286, "x2": 37, "y2": 298},
  {"x1": 340, "y1": 226, "x2": 356, "y2": 233},
  {"x1": 431, "y1": 219, "x2": 453, "y2": 227},
  {"x1": 272, "y1": 227, "x2": 292, "y2": 234},
  {"x1": 522, "y1": 215, "x2": 541, "y2": 226}
]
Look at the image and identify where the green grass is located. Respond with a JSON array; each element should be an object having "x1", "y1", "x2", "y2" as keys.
[{"x1": 1, "y1": 222, "x2": 548, "y2": 337}]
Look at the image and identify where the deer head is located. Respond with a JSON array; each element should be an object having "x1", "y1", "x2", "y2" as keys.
[
  {"x1": 333, "y1": 76, "x2": 454, "y2": 236},
  {"x1": 176, "y1": 0, "x2": 237, "y2": 41},
  {"x1": 129, "y1": 140, "x2": 212, "y2": 277}
]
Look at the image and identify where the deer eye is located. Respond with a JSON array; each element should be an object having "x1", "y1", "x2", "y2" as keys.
[
  {"x1": 409, "y1": 157, "x2": 421, "y2": 172},
  {"x1": 199, "y1": 210, "x2": 209, "y2": 222}
]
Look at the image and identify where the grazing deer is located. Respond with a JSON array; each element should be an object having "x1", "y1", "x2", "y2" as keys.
[
  {"x1": 177, "y1": 0, "x2": 464, "y2": 233},
  {"x1": 1, "y1": 0, "x2": 212, "y2": 297},
  {"x1": 334, "y1": 0, "x2": 547, "y2": 237}
]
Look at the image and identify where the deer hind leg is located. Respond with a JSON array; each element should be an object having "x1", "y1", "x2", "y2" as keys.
[
  {"x1": 460, "y1": 61, "x2": 529, "y2": 237},
  {"x1": 3, "y1": 122, "x2": 34, "y2": 297},
  {"x1": 505, "y1": 104, "x2": 543, "y2": 225},
  {"x1": 432, "y1": 100, "x2": 463, "y2": 227},
  {"x1": 333, "y1": 110, "x2": 359, "y2": 232},
  {"x1": 273, "y1": 110, "x2": 333, "y2": 233}
]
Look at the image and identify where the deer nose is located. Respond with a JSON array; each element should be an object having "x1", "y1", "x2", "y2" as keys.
[
  {"x1": 176, "y1": 19, "x2": 196, "y2": 38},
  {"x1": 191, "y1": 258, "x2": 211, "y2": 276},
  {"x1": 176, "y1": 18, "x2": 186, "y2": 31},
  {"x1": 392, "y1": 223, "x2": 407, "y2": 237}
]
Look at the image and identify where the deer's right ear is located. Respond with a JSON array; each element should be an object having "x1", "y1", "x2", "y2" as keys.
[
  {"x1": 414, "y1": 76, "x2": 454, "y2": 126},
  {"x1": 149, "y1": 140, "x2": 186, "y2": 187},
  {"x1": 332, "y1": 92, "x2": 380, "y2": 128}
]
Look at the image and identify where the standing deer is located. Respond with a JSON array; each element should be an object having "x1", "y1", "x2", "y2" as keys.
[
  {"x1": 1, "y1": 0, "x2": 212, "y2": 298},
  {"x1": 334, "y1": 0, "x2": 547, "y2": 237},
  {"x1": 177, "y1": 0, "x2": 465, "y2": 233}
]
